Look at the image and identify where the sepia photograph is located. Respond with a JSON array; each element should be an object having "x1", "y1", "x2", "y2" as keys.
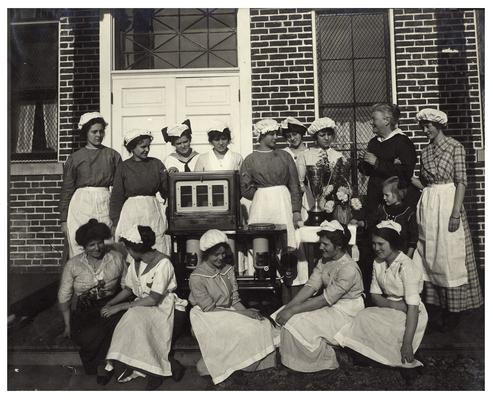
[{"x1": 5, "y1": 1, "x2": 486, "y2": 391}]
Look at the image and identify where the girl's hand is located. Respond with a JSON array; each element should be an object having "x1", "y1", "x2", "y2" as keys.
[
  {"x1": 390, "y1": 300, "x2": 408, "y2": 313},
  {"x1": 394, "y1": 157, "x2": 402, "y2": 165},
  {"x1": 363, "y1": 151, "x2": 377, "y2": 166},
  {"x1": 448, "y1": 215, "x2": 460, "y2": 233},
  {"x1": 101, "y1": 304, "x2": 122, "y2": 318},
  {"x1": 168, "y1": 167, "x2": 179, "y2": 174},
  {"x1": 241, "y1": 309, "x2": 264, "y2": 321},
  {"x1": 275, "y1": 308, "x2": 293, "y2": 326},
  {"x1": 401, "y1": 342, "x2": 415, "y2": 364},
  {"x1": 293, "y1": 211, "x2": 302, "y2": 227}
]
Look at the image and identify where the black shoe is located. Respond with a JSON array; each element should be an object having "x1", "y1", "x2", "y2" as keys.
[
  {"x1": 171, "y1": 359, "x2": 186, "y2": 382},
  {"x1": 146, "y1": 375, "x2": 164, "y2": 391},
  {"x1": 96, "y1": 365, "x2": 114, "y2": 385}
]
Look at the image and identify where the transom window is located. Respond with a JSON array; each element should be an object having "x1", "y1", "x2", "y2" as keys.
[
  {"x1": 114, "y1": 8, "x2": 238, "y2": 70},
  {"x1": 316, "y1": 10, "x2": 391, "y2": 195},
  {"x1": 9, "y1": 9, "x2": 59, "y2": 161}
]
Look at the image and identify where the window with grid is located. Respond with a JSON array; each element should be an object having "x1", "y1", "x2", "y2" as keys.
[
  {"x1": 9, "y1": 9, "x2": 59, "y2": 162},
  {"x1": 114, "y1": 8, "x2": 238, "y2": 70},
  {"x1": 316, "y1": 10, "x2": 391, "y2": 196}
]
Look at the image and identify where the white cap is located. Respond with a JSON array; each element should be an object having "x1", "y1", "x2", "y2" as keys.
[
  {"x1": 416, "y1": 108, "x2": 448, "y2": 125},
  {"x1": 123, "y1": 129, "x2": 153, "y2": 146},
  {"x1": 120, "y1": 225, "x2": 143, "y2": 244},
  {"x1": 307, "y1": 117, "x2": 336, "y2": 135},
  {"x1": 376, "y1": 220, "x2": 402, "y2": 234},
  {"x1": 207, "y1": 120, "x2": 229, "y2": 134},
  {"x1": 78, "y1": 112, "x2": 104, "y2": 129},
  {"x1": 317, "y1": 219, "x2": 344, "y2": 233},
  {"x1": 199, "y1": 229, "x2": 228, "y2": 252},
  {"x1": 168, "y1": 123, "x2": 190, "y2": 136},
  {"x1": 253, "y1": 119, "x2": 279, "y2": 138}
]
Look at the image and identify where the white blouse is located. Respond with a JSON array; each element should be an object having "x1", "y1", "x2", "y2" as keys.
[
  {"x1": 124, "y1": 257, "x2": 177, "y2": 299},
  {"x1": 370, "y1": 251, "x2": 423, "y2": 306},
  {"x1": 194, "y1": 149, "x2": 243, "y2": 172},
  {"x1": 164, "y1": 153, "x2": 199, "y2": 173}
]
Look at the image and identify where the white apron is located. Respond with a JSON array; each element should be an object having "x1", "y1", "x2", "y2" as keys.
[
  {"x1": 414, "y1": 183, "x2": 467, "y2": 287},
  {"x1": 190, "y1": 306, "x2": 280, "y2": 384},
  {"x1": 334, "y1": 301, "x2": 428, "y2": 368},
  {"x1": 248, "y1": 186, "x2": 296, "y2": 249},
  {"x1": 114, "y1": 196, "x2": 170, "y2": 255},
  {"x1": 67, "y1": 187, "x2": 111, "y2": 257},
  {"x1": 273, "y1": 297, "x2": 364, "y2": 352}
]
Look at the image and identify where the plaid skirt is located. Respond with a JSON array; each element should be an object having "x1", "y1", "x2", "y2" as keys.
[{"x1": 422, "y1": 207, "x2": 483, "y2": 312}]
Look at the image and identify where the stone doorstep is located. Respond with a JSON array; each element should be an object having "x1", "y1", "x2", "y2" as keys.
[{"x1": 8, "y1": 349, "x2": 202, "y2": 368}]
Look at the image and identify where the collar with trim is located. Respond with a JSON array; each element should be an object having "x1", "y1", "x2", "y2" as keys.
[{"x1": 377, "y1": 128, "x2": 404, "y2": 142}]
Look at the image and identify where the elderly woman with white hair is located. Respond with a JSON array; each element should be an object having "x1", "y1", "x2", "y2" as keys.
[
  {"x1": 411, "y1": 108, "x2": 483, "y2": 327},
  {"x1": 189, "y1": 229, "x2": 280, "y2": 385},
  {"x1": 240, "y1": 119, "x2": 302, "y2": 250},
  {"x1": 109, "y1": 129, "x2": 170, "y2": 254},
  {"x1": 272, "y1": 220, "x2": 364, "y2": 372},
  {"x1": 194, "y1": 121, "x2": 243, "y2": 172},
  {"x1": 60, "y1": 112, "x2": 121, "y2": 257},
  {"x1": 162, "y1": 119, "x2": 199, "y2": 173}
]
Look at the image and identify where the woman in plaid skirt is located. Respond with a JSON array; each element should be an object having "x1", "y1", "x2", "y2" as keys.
[{"x1": 411, "y1": 108, "x2": 483, "y2": 329}]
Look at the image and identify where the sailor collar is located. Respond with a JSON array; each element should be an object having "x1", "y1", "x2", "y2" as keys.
[{"x1": 192, "y1": 262, "x2": 233, "y2": 279}]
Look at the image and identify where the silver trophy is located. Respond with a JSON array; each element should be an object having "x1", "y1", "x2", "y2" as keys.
[{"x1": 305, "y1": 164, "x2": 329, "y2": 226}]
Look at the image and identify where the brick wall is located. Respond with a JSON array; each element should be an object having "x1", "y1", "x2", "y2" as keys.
[
  {"x1": 9, "y1": 9, "x2": 100, "y2": 272},
  {"x1": 250, "y1": 8, "x2": 316, "y2": 147},
  {"x1": 393, "y1": 8, "x2": 484, "y2": 268}
]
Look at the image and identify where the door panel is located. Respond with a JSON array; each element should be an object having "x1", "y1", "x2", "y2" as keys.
[{"x1": 111, "y1": 74, "x2": 241, "y2": 162}]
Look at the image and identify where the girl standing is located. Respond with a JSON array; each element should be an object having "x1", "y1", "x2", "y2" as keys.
[
  {"x1": 162, "y1": 119, "x2": 199, "y2": 173},
  {"x1": 110, "y1": 130, "x2": 169, "y2": 254},
  {"x1": 60, "y1": 112, "x2": 121, "y2": 257}
]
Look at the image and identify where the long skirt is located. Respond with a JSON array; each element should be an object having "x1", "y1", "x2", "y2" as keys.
[
  {"x1": 71, "y1": 299, "x2": 124, "y2": 375},
  {"x1": 272, "y1": 297, "x2": 364, "y2": 372},
  {"x1": 67, "y1": 187, "x2": 111, "y2": 258},
  {"x1": 190, "y1": 306, "x2": 280, "y2": 384},
  {"x1": 334, "y1": 302, "x2": 428, "y2": 368},
  {"x1": 114, "y1": 195, "x2": 170, "y2": 255},
  {"x1": 248, "y1": 186, "x2": 296, "y2": 249},
  {"x1": 414, "y1": 183, "x2": 483, "y2": 311},
  {"x1": 106, "y1": 296, "x2": 175, "y2": 376}
]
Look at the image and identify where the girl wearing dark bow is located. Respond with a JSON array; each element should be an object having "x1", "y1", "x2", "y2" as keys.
[{"x1": 162, "y1": 119, "x2": 199, "y2": 173}]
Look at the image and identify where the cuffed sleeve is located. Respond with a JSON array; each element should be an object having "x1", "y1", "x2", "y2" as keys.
[
  {"x1": 323, "y1": 266, "x2": 359, "y2": 306},
  {"x1": 369, "y1": 263, "x2": 383, "y2": 295},
  {"x1": 157, "y1": 160, "x2": 169, "y2": 201},
  {"x1": 305, "y1": 263, "x2": 323, "y2": 291},
  {"x1": 227, "y1": 268, "x2": 241, "y2": 306},
  {"x1": 150, "y1": 259, "x2": 175, "y2": 295},
  {"x1": 189, "y1": 275, "x2": 217, "y2": 312},
  {"x1": 453, "y1": 143, "x2": 467, "y2": 187},
  {"x1": 58, "y1": 261, "x2": 75, "y2": 304},
  {"x1": 59, "y1": 156, "x2": 77, "y2": 222},
  {"x1": 400, "y1": 260, "x2": 422, "y2": 306},
  {"x1": 240, "y1": 158, "x2": 257, "y2": 200},
  {"x1": 286, "y1": 153, "x2": 302, "y2": 212},
  {"x1": 109, "y1": 163, "x2": 126, "y2": 226}
]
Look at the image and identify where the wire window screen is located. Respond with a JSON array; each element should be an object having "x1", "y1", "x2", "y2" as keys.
[
  {"x1": 316, "y1": 11, "x2": 391, "y2": 195},
  {"x1": 9, "y1": 9, "x2": 59, "y2": 161},
  {"x1": 114, "y1": 9, "x2": 238, "y2": 70}
]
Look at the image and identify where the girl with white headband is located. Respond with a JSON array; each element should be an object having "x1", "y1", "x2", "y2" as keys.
[
  {"x1": 240, "y1": 119, "x2": 302, "y2": 249},
  {"x1": 60, "y1": 112, "x2": 121, "y2": 257},
  {"x1": 335, "y1": 220, "x2": 428, "y2": 382},
  {"x1": 411, "y1": 108, "x2": 482, "y2": 328},
  {"x1": 194, "y1": 121, "x2": 243, "y2": 172},
  {"x1": 272, "y1": 220, "x2": 364, "y2": 372},
  {"x1": 162, "y1": 119, "x2": 199, "y2": 173},
  {"x1": 110, "y1": 129, "x2": 170, "y2": 255}
]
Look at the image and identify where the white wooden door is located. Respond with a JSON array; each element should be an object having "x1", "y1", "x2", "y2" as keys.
[
  {"x1": 111, "y1": 73, "x2": 241, "y2": 161},
  {"x1": 175, "y1": 76, "x2": 241, "y2": 155}
]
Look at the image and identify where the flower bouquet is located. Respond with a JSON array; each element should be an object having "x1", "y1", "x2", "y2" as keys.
[{"x1": 317, "y1": 157, "x2": 363, "y2": 225}]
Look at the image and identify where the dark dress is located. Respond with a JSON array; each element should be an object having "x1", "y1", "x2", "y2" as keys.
[{"x1": 358, "y1": 131, "x2": 418, "y2": 216}]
